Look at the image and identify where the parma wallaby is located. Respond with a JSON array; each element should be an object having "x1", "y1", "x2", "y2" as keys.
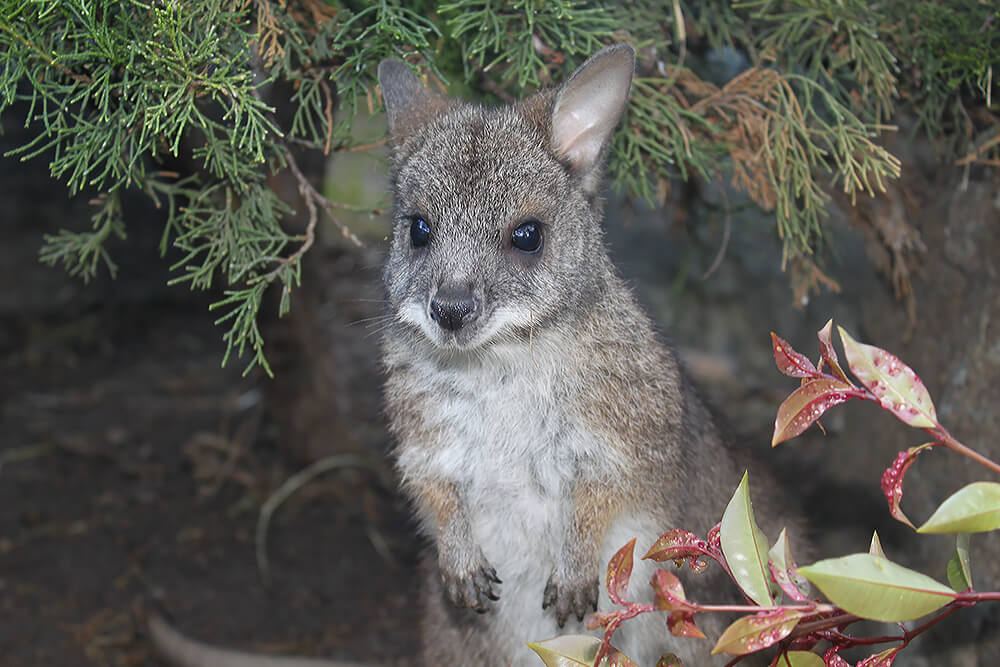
[{"x1": 150, "y1": 44, "x2": 792, "y2": 667}]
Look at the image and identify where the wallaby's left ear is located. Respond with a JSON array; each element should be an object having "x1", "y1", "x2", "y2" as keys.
[{"x1": 550, "y1": 44, "x2": 635, "y2": 174}]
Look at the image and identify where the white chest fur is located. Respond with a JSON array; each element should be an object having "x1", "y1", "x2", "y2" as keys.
[{"x1": 395, "y1": 338, "x2": 607, "y2": 573}]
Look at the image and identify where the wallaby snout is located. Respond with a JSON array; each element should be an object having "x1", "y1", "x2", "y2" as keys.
[{"x1": 430, "y1": 286, "x2": 479, "y2": 331}]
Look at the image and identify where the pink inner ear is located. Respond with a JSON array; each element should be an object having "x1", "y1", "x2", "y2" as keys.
[
  {"x1": 549, "y1": 51, "x2": 633, "y2": 172},
  {"x1": 553, "y1": 115, "x2": 603, "y2": 171}
]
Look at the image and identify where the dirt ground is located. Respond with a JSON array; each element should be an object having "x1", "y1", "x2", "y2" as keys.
[{"x1": 0, "y1": 116, "x2": 422, "y2": 666}]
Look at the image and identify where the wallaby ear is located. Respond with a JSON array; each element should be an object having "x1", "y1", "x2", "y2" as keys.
[
  {"x1": 550, "y1": 44, "x2": 635, "y2": 174},
  {"x1": 378, "y1": 59, "x2": 447, "y2": 143}
]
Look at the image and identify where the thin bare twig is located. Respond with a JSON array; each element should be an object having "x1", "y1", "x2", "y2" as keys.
[
  {"x1": 321, "y1": 79, "x2": 335, "y2": 154},
  {"x1": 285, "y1": 146, "x2": 364, "y2": 249},
  {"x1": 702, "y1": 181, "x2": 732, "y2": 280},
  {"x1": 284, "y1": 135, "x2": 387, "y2": 154},
  {"x1": 255, "y1": 453, "x2": 384, "y2": 583},
  {"x1": 338, "y1": 137, "x2": 388, "y2": 153},
  {"x1": 954, "y1": 128, "x2": 1000, "y2": 166}
]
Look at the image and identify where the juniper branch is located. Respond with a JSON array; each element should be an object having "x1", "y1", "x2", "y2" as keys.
[{"x1": 1, "y1": 0, "x2": 996, "y2": 375}]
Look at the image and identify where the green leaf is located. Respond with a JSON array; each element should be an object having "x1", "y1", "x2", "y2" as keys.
[
  {"x1": 838, "y1": 327, "x2": 938, "y2": 428},
  {"x1": 771, "y1": 378, "x2": 859, "y2": 446},
  {"x1": 711, "y1": 609, "x2": 808, "y2": 655},
  {"x1": 720, "y1": 471, "x2": 774, "y2": 606},
  {"x1": 778, "y1": 651, "x2": 825, "y2": 667},
  {"x1": 917, "y1": 482, "x2": 1000, "y2": 534},
  {"x1": 528, "y1": 635, "x2": 600, "y2": 667},
  {"x1": 798, "y1": 553, "x2": 956, "y2": 622},
  {"x1": 527, "y1": 635, "x2": 637, "y2": 667},
  {"x1": 946, "y1": 533, "x2": 973, "y2": 592}
]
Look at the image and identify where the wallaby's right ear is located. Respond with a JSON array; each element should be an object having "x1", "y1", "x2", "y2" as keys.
[{"x1": 378, "y1": 60, "x2": 448, "y2": 144}]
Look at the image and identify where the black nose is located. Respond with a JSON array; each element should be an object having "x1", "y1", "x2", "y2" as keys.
[{"x1": 430, "y1": 287, "x2": 479, "y2": 331}]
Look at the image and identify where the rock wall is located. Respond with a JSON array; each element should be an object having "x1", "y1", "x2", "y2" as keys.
[{"x1": 603, "y1": 160, "x2": 1000, "y2": 664}]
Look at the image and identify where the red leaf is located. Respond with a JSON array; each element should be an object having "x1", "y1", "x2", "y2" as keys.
[
  {"x1": 881, "y1": 443, "x2": 937, "y2": 529},
  {"x1": 652, "y1": 569, "x2": 694, "y2": 612},
  {"x1": 593, "y1": 631, "x2": 640, "y2": 667},
  {"x1": 688, "y1": 558, "x2": 708, "y2": 574},
  {"x1": 772, "y1": 332, "x2": 820, "y2": 378},
  {"x1": 607, "y1": 538, "x2": 636, "y2": 605},
  {"x1": 668, "y1": 611, "x2": 706, "y2": 639},
  {"x1": 857, "y1": 647, "x2": 899, "y2": 666},
  {"x1": 816, "y1": 320, "x2": 851, "y2": 384},
  {"x1": 768, "y1": 561, "x2": 808, "y2": 603},
  {"x1": 772, "y1": 378, "x2": 861, "y2": 446},
  {"x1": 768, "y1": 529, "x2": 809, "y2": 602},
  {"x1": 656, "y1": 654, "x2": 683, "y2": 667},
  {"x1": 838, "y1": 327, "x2": 938, "y2": 429},
  {"x1": 822, "y1": 648, "x2": 852, "y2": 667},
  {"x1": 643, "y1": 529, "x2": 710, "y2": 573},
  {"x1": 604, "y1": 646, "x2": 640, "y2": 667},
  {"x1": 586, "y1": 611, "x2": 617, "y2": 631},
  {"x1": 706, "y1": 523, "x2": 721, "y2": 552}
]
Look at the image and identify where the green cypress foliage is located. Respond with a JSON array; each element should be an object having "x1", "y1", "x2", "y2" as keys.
[{"x1": 2, "y1": 1, "x2": 996, "y2": 373}]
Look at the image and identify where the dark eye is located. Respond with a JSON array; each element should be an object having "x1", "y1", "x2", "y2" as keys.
[
  {"x1": 410, "y1": 216, "x2": 431, "y2": 247},
  {"x1": 511, "y1": 220, "x2": 542, "y2": 253}
]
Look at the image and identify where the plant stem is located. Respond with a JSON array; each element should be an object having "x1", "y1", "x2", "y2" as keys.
[
  {"x1": 696, "y1": 602, "x2": 836, "y2": 614},
  {"x1": 931, "y1": 425, "x2": 1000, "y2": 476},
  {"x1": 821, "y1": 603, "x2": 964, "y2": 651},
  {"x1": 789, "y1": 611, "x2": 857, "y2": 639},
  {"x1": 958, "y1": 591, "x2": 1000, "y2": 602}
]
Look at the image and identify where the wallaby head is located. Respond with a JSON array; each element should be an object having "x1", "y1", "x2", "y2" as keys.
[{"x1": 378, "y1": 45, "x2": 635, "y2": 351}]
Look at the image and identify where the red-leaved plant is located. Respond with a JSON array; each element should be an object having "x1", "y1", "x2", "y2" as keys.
[{"x1": 528, "y1": 320, "x2": 1000, "y2": 667}]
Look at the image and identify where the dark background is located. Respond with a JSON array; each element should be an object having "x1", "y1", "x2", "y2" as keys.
[{"x1": 2, "y1": 103, "x2": 999, "y2": 666}]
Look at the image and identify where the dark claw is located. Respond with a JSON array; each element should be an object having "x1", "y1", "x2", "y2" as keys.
[
  {"x1": 442, "y1": 561, "x2": 501, "y2": 611},
  {"x1": 542, "y1": 579, "x2": 556, "y2": 609}
]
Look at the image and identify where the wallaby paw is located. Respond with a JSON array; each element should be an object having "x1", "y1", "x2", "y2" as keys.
[
  {"x1": 441, "y1": 558, "x2": 502, "y2": 612},
  {"x1": 542, "y1": 572, "x2": 599, "y2": 626}
]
